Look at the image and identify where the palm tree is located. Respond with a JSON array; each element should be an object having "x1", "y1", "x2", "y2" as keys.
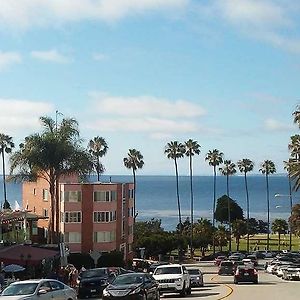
[
  {"x1": 205, "y1": 149, "x2": 223, "y2": 253},
  {"x1": 271, "y1": 219, "x2": 288, "y2": 250},
  {"x1": 288, "y1": 134, "x2": 300, "y2": 161},
  {"x1": 237, "y1": 158, "x2": 254, "y2": 253},
  {"x1": 292, "y1": 105, "x2": 300, "y2": 127},
  {"x1": 88, "y1": 136, "x2": 108, "y2": 181},
  {"x1": 123, "y1": 149, "x2": 144, "y2": 221},
  {"x1": 165, "y1": 141, "x2": 185, "y2": 230},
  {"x1": 184, "y1": 139, "x2": 200, "y2": 258},
  {"x1": 259, "y1": 160, "x2": 276, "y2": 251},
  {"x1": 219, "y1": 160, "x2": 236, "y2": 252},
  {"x1": 10, "y1": 116, "x2": 93, "y2": 243},
  {"x1": 0, "y1": 134, "x2": 14, "y2": 210}
]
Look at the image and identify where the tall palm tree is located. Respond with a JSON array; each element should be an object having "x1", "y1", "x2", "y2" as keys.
[
  {"x1": 123, "y1": 149, "x2": 144, "y2": 222},
  {"x1": 10, "y1": 116, "x2": 93, "y2": 243},
  {"x1": 237, "y1": 158, "x2": 254, "y2": 253},
  {"x1": 288, "y1": 134, "x2": 300, "y2": 161},
  {"x1": 184, "y1": 139, "x2": 200, "y2": 258},
  {"x1": 165, "y1": 141, "x2": 185, "y2": 230},
  {"x1": 205, "y1": 149, "x2": 223, "y2": 253},
  {"x1": 0, "y1": 134, "x2": 14, "y2": 210},
  {"x1": 271, "y1": 219, "x2": 288, "y2": 251},
  {"x1": 88, "y1": 136, "x2": 108, "y2": 181},
  {"x1": 292, "y1": 105, "x2": 300, "y2": 127},
  {"x1": 219, "y1": 159, "x2": 236, "y2": 252},
  {"x1": 259, "y1": 160, "x2": 276, "y2": 251}
]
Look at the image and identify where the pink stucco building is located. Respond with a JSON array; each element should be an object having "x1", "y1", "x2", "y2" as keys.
[{"x1": 22, "y1": 176, "x2": 134, "y2": 261}]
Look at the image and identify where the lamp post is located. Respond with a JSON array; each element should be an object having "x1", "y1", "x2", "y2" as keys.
[{"x1": 274, "y1": 193, "x2": 293, "y2": 251}]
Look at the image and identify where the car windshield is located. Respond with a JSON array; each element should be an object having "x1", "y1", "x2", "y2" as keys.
[
  {"x1": 221, "y1": 262, "x2": 233, "y2": 266},
  {"x1": 113, "y1": 274, "x2": 144, "y2": 285},
  {"x1": 81, "y1": 269, "x2": 108, "y2": 278},
  {"x1": 154, "y1": 267, "x2": 181, "y2": 275},
  {"x1": 187, "y1": 269, "x2": 200, "y2": 275},
  {"x1": 2, "y1": 283, "x2": 38, "y2": 296}
]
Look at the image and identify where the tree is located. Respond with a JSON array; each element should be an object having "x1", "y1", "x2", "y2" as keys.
[
  {"x1": 205, "y1": 149, "x2": 224, "y2": 253},
  {"x1": 237, "y1": 158, "x2": 254, "y2": 253},
  {"x1": 184, "y1": 139, "x2": 200, "y2": 258},
  {"x1": 165, "y1": 141, "x2": 185, "y2": 230},
  {"x1": 10, "y1": 116, "x2": 93, "y2": 243},
  {"x1": 289, "y1": 203, "x2": 300, "y2": 237},
  {"x1": 193, "y1": 218, "x2": 214, "y2": 256},
  {"x1": 219, "y1": 160, "x2": 236, "y2": 252},
  {"x1": 259, "y1": 160, "x2": 276, "y2": 251},
  {"x1": 215, "y1": 225, "x2": 228, "y2": 252},
  {"x1": 88, "y1": 136, "x2": 108, "y2": 181},
  {"x1": 232, "y1": 219, "x2": 247, "y2": 252},
  {"x1": 0, "y1": 134, "x2": 14, "y2": 210},
  {"x1": 215, "y1": 195, "x2": 243, "y2": 224},
  {"x1": 123, "y1": 149, "x2": 144, "y2": 222},
  {"x1": 271, "y1": 219, "x2": 288, "y2": 250}
]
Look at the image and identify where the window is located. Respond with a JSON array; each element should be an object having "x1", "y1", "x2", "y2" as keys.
[
  {"x1": 33, "y1": 188, "x2": 36, "y2": 195},
  {"x1": 42, "y1": 189, "x2": 48, "y2": 201},
  {"x1": 128, "y1": 225, "x2": 133, "y2": 235},
  {"x1": 94, "y1": 191, "x2": 116, "y2": 202},
  {"x1": 64, "y1": 212, "x2": 81, "y2": 223},
  {"x1": 64, "y1": 232, "x2": 81, "y2": 243},
  {"x1": 64, "y1": 191, "x2": 82, "y2": 202},
  {"x1": 93, "y1": 231, "x2": 116, "y2": 242},
  {"x1": 93, "y1": 211, "x2": 116, "y2": 222},
  {"x1": 128, "y1": 189, "x2": 134, "y2": 199},
  {"x1": 43, "y1": 209, "x2": 49, "y2": 217}
]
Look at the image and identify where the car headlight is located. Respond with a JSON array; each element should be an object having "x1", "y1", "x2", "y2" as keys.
[
  {"x1": 129, "y1": 287, "x2": 141, "y2": 295},
  {"x1": 175, "y1": 278, "x2": 182, "y2": 282},
  {"x1": 196, "y1": 277, "x2": 200, "y2": 280},
  {"x1": 102, "y1": 288, "x2": 110, "y2": 297}
]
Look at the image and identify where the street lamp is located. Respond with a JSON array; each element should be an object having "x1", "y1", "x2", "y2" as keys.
[{"x1": 274, "y1": 193, "x2": 293, "y2": 251}]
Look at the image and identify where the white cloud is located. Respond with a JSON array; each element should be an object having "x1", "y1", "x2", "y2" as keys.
[
  {"x1": 84, "y1": 93, "x2": 207, "y2": 138},
  {"x1": 31, "y1": 49, "x2": 69, "y2": 63},
  {"x1": 0, "y1": 51, "x2": 21, "y2": 70},
  {"x1": 0, "y1": 98, "x2": 53, "y2": 135},
  {"x1": 213, "y1": 0, "x2": 300, "y2": 54},
  {"x1": 264, "y1": 118, "x2": 293, "y2": 131},
  {"x1": 92, "y1": 52, "x2": 109, "y2": 61},
  {"x1": 0, "y1": 0, "x2": 188, "y2": 30},
  {"x1": 90, "y1": 93, "x2": 206, "y2": 118}
]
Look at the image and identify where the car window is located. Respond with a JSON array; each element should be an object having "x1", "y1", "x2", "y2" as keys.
[
  {"x1": 81, "y1": 268, "x2": 108, "y2": 278},
  {"x1": 2, "y1": 283, "x2": 38, "y2": 296},
  {"x1": 49, "y1": 280, "x2": 64, "y2": 290},
  {"x1": 221, "y1": 262, "x2": 233, "y2": 266},
  {"x1": 187, "y1": 269, "x2": 200, "y2": 275},
  {"x1": 40, "y1": 281, "x2": 52, "y2": 292},
  {"x1": 113, "y1": 274, "x2": 144, "y2": 285},
  {"x1": 154, "y1": 267, "x2": 181, "y2": 275}
]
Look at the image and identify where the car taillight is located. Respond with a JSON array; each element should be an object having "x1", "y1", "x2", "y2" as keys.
[{"x1": 254, "y1": 269, "x2": 258, "y2": 275}]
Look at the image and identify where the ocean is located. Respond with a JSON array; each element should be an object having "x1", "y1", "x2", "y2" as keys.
[{"x1": 1, "y1": 175, "x2": 299, "y2": 231}]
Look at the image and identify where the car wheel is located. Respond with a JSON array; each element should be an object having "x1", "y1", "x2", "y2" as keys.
[{"x1": 253, "y1": 280, "x2": 258, "y2": 284}]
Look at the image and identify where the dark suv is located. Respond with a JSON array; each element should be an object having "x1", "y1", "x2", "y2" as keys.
[
  {"x1": 218, "y1": 261, "x2": 234, "y2": 275},
  {"x1": 78, "y1": 268, "x2": 116, "y2": 298}
]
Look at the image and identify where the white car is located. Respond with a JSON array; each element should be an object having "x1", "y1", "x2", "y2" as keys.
[
  {"x1": 0, "y1": 279, "x2": 77, "y2": 300},
  {"x1": 152, "y1": 264, "x2": 191, "y2": 296}
]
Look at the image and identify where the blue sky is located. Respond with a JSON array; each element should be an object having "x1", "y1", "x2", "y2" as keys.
[{"x1": 0, "y1": 0, "x2": 299, "y2": 176}]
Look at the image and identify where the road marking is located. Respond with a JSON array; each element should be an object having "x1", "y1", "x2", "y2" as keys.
[{"x1": 210, "y1": 275, "x2": 234, "y2": 299}]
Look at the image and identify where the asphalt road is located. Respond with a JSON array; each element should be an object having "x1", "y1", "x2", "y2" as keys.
[{"x1": 92, "y1": 260, "x2": 300, "y2": 300}]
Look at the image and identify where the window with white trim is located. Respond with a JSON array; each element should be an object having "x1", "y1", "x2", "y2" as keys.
[
  {"x1": 94, "y1": 191, "x2": 117, "y2": 202},
  {"x1": 64, "y1": 232, "x2": 81, "y2": 243},
  {"x1": 42, "y1": 189, "x2": 48, "y2": 201},
  {"x1": 64, "y1": 212, "x2": 81, "y2": 223},
  {"x1": 93, "y1": 211, "x2": 116, "y2": 223},
  {"x1": 43, "y1": 209, "x2": 48, "y2": 217},
  {"x1": 93, "y1": 231, "x2": 116, "y2": 242},
  {"x1": 64, "y1": 191, "x2": 82, "y2": 202}
]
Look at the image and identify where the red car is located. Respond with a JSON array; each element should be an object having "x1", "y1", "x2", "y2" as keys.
[{"x1": 214, "y1": 256, "x2": 226, "y2": 266}]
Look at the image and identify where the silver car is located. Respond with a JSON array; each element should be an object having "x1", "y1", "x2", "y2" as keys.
[
  {"x1": 0, "y1": 279, "x2": 77, "y2": 300},
  {"x1": 187, "y1": 267, "x2": 204, "y2": 287}
]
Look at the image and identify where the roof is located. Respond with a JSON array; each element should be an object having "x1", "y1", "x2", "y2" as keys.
[{"x1": 0, "y1": 210, "x2": 48, "y2": 224}]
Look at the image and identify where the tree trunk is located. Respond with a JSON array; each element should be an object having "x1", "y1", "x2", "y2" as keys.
[
  {"x1": 266, "y1": 174, "x2": 270, "y2": 251},
  {"x1": 189, "y1": 155, "x2": 194, "y2": 258},
  {"x1": 55, "y1": 176, "x2": 60, "y2": 243},
  {"x1": 244, "y1": 172, "x2": 250, "y2": 253},
  {"x1": 1, "y1": 148, "x2": 7, "y2": 206},
  {"x1": 49, "y1": 173, "x2": 56, "y2": 244},
  {"x1": 174, "y1": 158, "x2": 182, "y2": 229},
  {"x1": 227, "y1": 174, "x2": 231, "y2": 252},
  {"x1": 133, "y1": 169, "x2": 136, "y2": 222},
  {"x1": 213, "y1": 166, "x2": 216, "y2": 254},
  {"x1": 97, "y1": 156, "x2": 100, "y2": 181},
  {"x1": 278, "y1": 233, "x2": 281, "y2": 250}
]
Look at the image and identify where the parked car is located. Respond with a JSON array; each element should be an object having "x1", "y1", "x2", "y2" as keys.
[
  {"x1": 186, "y1": 267, "x2": 204, "y2": 287},
  {"x1": 233, "y1": 261, "x2": 245, "y2": 272},
  {"x1": 102, "y1": 272, "x2": 160, "y2": 300},
  {"x1": 0, "y1": 279, "x2": 77, "y2": 300},
  {"x1": 282, "y1": 265, "x2": 300, "y2": 281},
  {"x1": 245, "y1": 255, "x2": 258, "y2": 266},
  {"x1": 218, "y1": 260, "x2": 234, "y2": 275},
  {"x1": 234, "y1": 266, "x2": 258, "y2": 284},
  {"x1": 152, "y1": 263, "x2": 191, "y2": 296},
  {"x1": 78, "y1": 267, "x2": 116, "y2": 298}
]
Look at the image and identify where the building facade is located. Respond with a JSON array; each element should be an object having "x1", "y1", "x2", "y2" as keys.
[{"x1": 22, "y1": 176, "x2": 134, "y2": 261}]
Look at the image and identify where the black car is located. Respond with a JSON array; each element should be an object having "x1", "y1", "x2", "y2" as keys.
[
  {"x1": 78, "y1": 268, "x2": 116, "y2": 298},
  {"x1": 234, "y1": 266, "x2": 258, "y2": 284},
  {"x1": 218, "y1": 261, "x2": 234, "y2": 275},
  {"x1": 102, "y1": 272, "x2": 160, "y2": 300}
]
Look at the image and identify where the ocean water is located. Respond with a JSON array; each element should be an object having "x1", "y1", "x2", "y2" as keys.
[{"x1": 1, "y1": 175, "x2": 299, "y2": 231}]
